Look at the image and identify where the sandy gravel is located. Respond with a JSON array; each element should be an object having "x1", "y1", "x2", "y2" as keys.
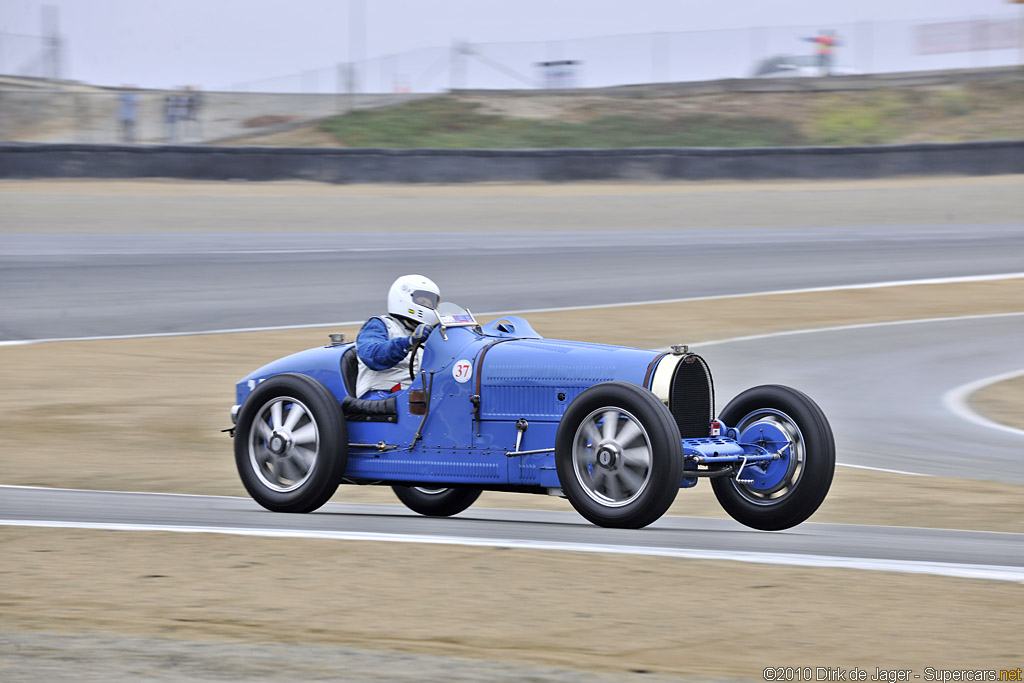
[
  {"x1": 2, "y1": 176, "x2": 1023, "y2": 234},
  {"x1": 1, "y1": 528, "x2": 1020, "y2": 680},
  {"x1": 0, "y1": 630, "x2": 685, "y2": 683},
  {"x1": 972, "y1": 375, "x2": 1024, "y2": 432}
]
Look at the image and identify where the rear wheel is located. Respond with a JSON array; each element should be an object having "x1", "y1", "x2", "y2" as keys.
[
  {"x1": 391, "y1": 486, "x2": 482, "y2": 517},
  {"x1": 556, "y1": 382, "x2": 683, "y2": 529},
  {"x1": 711, "y1": 384, "x2": 834, "y2": 531},
  {"x1": 234, "y1": 373, "x2": 348, "y2": 513}
]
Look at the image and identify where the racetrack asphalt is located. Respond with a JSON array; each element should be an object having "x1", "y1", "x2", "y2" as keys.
[
  {"x1": 698, "y1": 313, "x2": 1024, "y2": 484},
  {"x1": 2, "y1": 224, "x2": 1024, "y2": 340},
  {"x1": 3, "y1": 488, "x2": 1021, "y2": 582}
]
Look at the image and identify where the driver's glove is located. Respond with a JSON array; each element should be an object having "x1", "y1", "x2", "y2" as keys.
[{"x1": 409, "y1": 323, "x2": 433, "y2": 345}]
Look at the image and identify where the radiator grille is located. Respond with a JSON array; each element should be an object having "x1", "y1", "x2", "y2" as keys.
[{"x1": 668, "y1": 355, "x2": 714, "y2": 439}]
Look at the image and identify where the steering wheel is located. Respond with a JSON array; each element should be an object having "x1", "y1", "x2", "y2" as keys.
[
  {"x1": 409, "y1": 340, "x2": 423, "y2": 382},
  {"x1": 409, "y1": 321, "x2": 438, "y2": 382}
]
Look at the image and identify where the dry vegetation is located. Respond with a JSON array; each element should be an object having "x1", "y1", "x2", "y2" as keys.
[{"x1": 228, "y1": 78, "x2": 1024, "y2": 147}]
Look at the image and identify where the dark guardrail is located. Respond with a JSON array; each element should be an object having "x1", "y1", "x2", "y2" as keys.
[{"x1": 1, "y1": 141, "x2": 1022, "y2": 183}]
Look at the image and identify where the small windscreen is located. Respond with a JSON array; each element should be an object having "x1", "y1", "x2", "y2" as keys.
[{"x1": 435, "y1": 301, "x2": 477, "y2": 327}]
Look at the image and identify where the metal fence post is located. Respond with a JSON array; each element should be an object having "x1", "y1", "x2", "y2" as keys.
[{"x1": 653, "y1": 32, "x2": 670, "y2": 83}]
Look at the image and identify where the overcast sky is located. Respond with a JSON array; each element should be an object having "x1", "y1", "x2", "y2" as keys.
[{"x1": 1, "y1": 0, "x2": 1020, "y2": 90}]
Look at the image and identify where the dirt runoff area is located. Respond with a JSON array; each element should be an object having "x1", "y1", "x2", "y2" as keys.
[
  {"x1": 972, "y1": 375, "x2": 1024, "y2": 432},
  {"x1": 1, "y1": 526, "x2": 1021, "y2": 681},
  {"x1": 3, "y1": 175, "x2": 1024, "y2": 234}
]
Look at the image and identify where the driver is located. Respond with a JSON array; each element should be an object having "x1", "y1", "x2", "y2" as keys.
[{"x1": 354, "y1": 274, "x2": 439, "y2": 400}]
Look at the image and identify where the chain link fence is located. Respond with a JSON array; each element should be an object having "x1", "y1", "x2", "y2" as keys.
[
  {"x1": 0, "y1": 89, "x2": 426, "y2": 144},
  {"x1": 0, "y1": 31, "x2": 62, "y2": 80},
  {"x1": 1, "y1": 14, "x2": 1021, "y2": 143},
  {"x1": 219, "y1": 15, "x2": 1022, "y2": 93}
]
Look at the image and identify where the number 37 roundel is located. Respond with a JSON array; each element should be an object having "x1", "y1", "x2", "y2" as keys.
[{"x1": 452, "y1": 359, "x2": 473, "y2": 383}]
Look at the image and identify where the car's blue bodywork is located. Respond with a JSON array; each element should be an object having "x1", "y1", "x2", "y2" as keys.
[{"x1": 234, "y1": 312, "x2": 784, "y2": 493}]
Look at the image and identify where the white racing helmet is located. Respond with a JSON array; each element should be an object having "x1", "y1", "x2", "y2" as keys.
[{"x1": 387, "y1": 274, "x2": 440, "y2": 325}]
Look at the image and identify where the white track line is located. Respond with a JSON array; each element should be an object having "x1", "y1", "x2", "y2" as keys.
[
  {"x1": 689, "y1": 311, "x2": 1024, "y2": 349},
  {"x1": 2, "y1": 519, "x2": 1021, "y2": 583},
  {"x1": 0, "y1": 484, "x2": 1015, "y2": 535},
  {"x1": 1, "y1": 271, "x2": 1022, "y2": 347},
  {"x1": 833, "y1": 463, "x2": 929, "y2": 476},
  {"x1": 683, "y1": 311, "x2": 1024, "y2": 475},
  {"x1": 488, "y1": 271, "x2": 1024, "y2": 316},
  {"x1": 0, "y1": 320, "x2": 363, "y2": 347},
  {"x1": 0, "y1": 483, "x2": 252, "y2": 500},
  {"x1": 942, "y1": 367, "x2": 1024, "y2": 439}
]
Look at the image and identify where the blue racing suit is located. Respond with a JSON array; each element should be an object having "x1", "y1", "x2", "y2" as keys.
[{"x1": 355, "y1": 316, "x2": 415, "y2": 399}]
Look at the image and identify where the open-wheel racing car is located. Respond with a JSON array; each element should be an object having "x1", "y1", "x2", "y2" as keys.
[{"x1": 229, "y1": 303, "x2": 835, "y2": 530}]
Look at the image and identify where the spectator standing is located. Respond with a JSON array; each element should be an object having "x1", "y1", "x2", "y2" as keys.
[
  {"x1": 118, "y1": 88, "x2": 138, "y2": 143},
  {"x1": 163, "y1": 90, "x2": 179, "y2": 142},
  {"x1": 177, "y1": 93, "x2": 190, "y2": 141},
  {"x1": 183, "y1": 86, "x2": 203, "y2": 142},
  {"x1": 803, "y1": 30, "x2": 841, "y2": 76}
]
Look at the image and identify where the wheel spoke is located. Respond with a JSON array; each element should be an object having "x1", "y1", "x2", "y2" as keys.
[
  {"x1": 617, "y1": 465, "x2": 644, "y2": 494},
  {"x1": 283, "y1": 402, "x2": 305, "y2": 432},
  {"x1": 291, "y1": 423, "x2": 317, "y2": 446},
  {"x1": 291, "y1": 445, "x2": 317, "y2": 470},
  {"x1": 572, "y1": 405, "x2": 654, "y2": 509},
  {"x1": 577, "y1": 448, "x2": 595, "y2": 468},
  {"x1": 277, "y1": 456, "x2": 303, "y2": 482},
  {"x1": 253, "y1": 443, "x2": 273, "y2": 467},
  {"x1": 615, "y1": 419, "x2": 642, "y2": 448},
  {"x1": 248, "y1": 395, "x2": 321, "y2": 494},
  {"x1": 262, "y1": 460, "x2": 278, "y2": 480},
  {"x1": 604, "y1": 473, "x2": 624, "y2": 501},
  {"x1": 256, "y1": 418, "x2": 273, "y2": 442},
  {"x1": 600, "y1": 410, "x2": 618, "y2": 441},
  {"x1": 621, "y1": 446, "x2": 650, "y2": 470}
]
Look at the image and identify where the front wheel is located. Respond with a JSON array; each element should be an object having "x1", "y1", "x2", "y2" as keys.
[
  {"x1": 711, "y1": 385, "x2": 834, "y2": 531},
  {"x1": 234, "y1": 373, "x2": 348, "y2": 513},
  {"x1": 391, "y1": 486, "x2": 482, "y2": 517},
  {"x1": 555, "y1": 382, "x2": 683, "y2": 529}
]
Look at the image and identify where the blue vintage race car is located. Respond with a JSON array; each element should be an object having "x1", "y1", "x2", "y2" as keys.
[{"x1": 229, "y1": 302, "x2": 835, "y2": 530}]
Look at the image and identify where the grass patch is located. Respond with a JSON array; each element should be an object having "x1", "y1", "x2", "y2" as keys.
[
  {"x1": 318, "y1": 98, "x2": 805, "y2": 148},
  {"x1": 809, "y1": 92, "x2": 912, "y2": 145},
  {"x1": 806, "y1": 83, "x2": 1024, "y2": 145},
  {"x1": 303, "y1": 80, "x2": 1024, "y2": 150}
]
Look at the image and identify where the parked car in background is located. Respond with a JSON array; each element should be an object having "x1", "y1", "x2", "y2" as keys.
[{"x1": 752, "y1": 54, "x2": 860, "y2": 77}]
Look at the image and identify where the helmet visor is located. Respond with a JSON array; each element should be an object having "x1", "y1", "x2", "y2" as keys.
[{"x1": 411, "y1": 290, "x2": 439, "y2": 309}]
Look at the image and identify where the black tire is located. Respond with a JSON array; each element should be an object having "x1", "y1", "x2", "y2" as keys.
[
  {"x1": 234, "y1": 373, "x2": 348, "y2": 513},
  {"x1": 711, "y1": 384, "x2": 834, "y2": 531},
  {"x1": 391, "y1": 486, "x2": 482, "y2": 517},
  {"x1": 555, "y1": 382, "x2": 683, "y2": 529}
]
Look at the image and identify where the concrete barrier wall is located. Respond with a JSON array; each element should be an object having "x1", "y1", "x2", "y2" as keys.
[{"x1": 1, "y1": 141, "x2": 1022, "y2": 183}]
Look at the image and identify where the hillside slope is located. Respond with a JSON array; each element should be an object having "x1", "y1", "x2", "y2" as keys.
[{"x1": 227, "y1": 75, "x2": 1024, "y2": 148}]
